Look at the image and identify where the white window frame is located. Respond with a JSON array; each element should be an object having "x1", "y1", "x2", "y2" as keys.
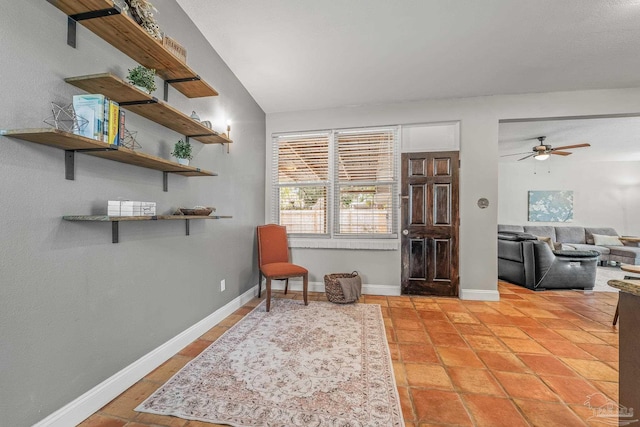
[{"x1": 271, "y1": 126, "x2": 400, "y2": 250}]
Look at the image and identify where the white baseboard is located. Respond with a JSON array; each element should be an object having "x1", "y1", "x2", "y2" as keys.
[
  {"x1": 362, "y1": 284, "x2": 401, "y2": 296},
  {"x1": 459, "y1": 288, "x2": 500, "y2": 301},
  {"x1": 33, "y1": 285, "x2": 260, "y2": 427},
  {"x1": 267, "y1": 280, "x2": 401, "y2": 296}
]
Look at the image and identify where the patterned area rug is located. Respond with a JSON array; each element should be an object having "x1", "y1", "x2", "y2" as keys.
[{"x1": 136, "y1": 299, "x2": 404, "y2": 427}]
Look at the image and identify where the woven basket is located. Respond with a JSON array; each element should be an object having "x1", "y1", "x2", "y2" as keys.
[{"x1": 324, "y1": 271, "x2": 360, "y2": 303}]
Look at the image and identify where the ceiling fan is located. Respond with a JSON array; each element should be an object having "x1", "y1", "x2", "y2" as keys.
[{"x1": 502, "y1": 136, "x2": 591, "y2": 161}]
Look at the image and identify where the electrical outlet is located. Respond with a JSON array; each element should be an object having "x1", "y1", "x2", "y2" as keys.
[{"x1": 220, "y1": 279, "x2": 226, "y2": 292}]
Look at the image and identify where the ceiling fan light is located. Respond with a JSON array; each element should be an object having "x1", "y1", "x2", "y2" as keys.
[{"x1": 534, "y1": 153, "x2": 550, "y2": 161}]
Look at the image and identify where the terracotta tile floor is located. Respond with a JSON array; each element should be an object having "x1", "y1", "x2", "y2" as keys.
[{"x1": 79, "y1": 281, "x2": 619, "y2": 426}]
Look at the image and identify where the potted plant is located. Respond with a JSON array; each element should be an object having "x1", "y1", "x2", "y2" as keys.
[
  {"x1": 127, "y1": 65, "x2": 157, "y2": 94},
  {"x1": 171, "y1": 139, "x2": 192, "y2": 165}
]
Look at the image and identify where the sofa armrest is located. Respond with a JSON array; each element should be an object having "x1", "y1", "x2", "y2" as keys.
[
  {"x1": 536, "y1": 248, "x2": 598, "y2": 289},
  {"x1": 554, "y1": 250, "x2": 600, "y2": 259},
  {"x1": 498, "y1": 232, "x2": 537, "y2": 241}
]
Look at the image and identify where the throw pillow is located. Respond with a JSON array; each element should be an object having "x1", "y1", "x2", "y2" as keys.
[
  {"x1": 535, "y1": 235, "x2": 555, "y2": 251},
  {"x1": 592, "y1": 234, "x2": 623, "y2": 246}
]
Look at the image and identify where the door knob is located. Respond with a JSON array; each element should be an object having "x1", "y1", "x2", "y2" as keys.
[{"x1": 402, "y1": 229, "x2": 409, "y2": 236}]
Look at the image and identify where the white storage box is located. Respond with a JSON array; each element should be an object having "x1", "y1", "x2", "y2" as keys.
[{"x1": 108, "y1": 200, "x2": 156, "y2": 216}]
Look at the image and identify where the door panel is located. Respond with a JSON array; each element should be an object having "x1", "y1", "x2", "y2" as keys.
[
  {"x1": 410, "y1": 158, "x2": 426, "y2": 176},
  {"x1": 401, "y1": 151, "x2": 459, "y2": 296},
  {"x1": 409, "y1": 239, "x2": 427, "y2": 279},
  {"x1": 434, "y1": 158, "x2": 451, "y2": 176},
  {"x1": 434, "y1": 239, "x2": 452, "y2": 281},
  {"x1": 410, "y1": 184, "x2": 426, "y2": 225},
  {"x1": 433, "y1": 184, "x2": 451, "y2": 225}
]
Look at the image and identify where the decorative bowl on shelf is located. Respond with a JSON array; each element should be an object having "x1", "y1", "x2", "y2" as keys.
[{"x1": 176, "y1": 206, "x2": 215, "y2": 216}]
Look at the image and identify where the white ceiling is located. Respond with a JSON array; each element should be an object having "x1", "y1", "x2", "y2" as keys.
[
  {"x1": 499, "y1": 116, "x2": 640, "y2": 163},
  {"x1": 176, "y1": 0, "x2": 640, "y2": 114}
]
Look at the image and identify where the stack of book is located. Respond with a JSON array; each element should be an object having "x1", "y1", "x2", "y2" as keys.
[
  {"x1": 73, "y1": 94, "x2": 125, "y2": 145},
  {"x1": 108, "y1": 201, "x2": 157, "y2": 216}
]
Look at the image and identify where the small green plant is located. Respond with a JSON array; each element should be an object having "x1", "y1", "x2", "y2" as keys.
[
  {"x1": 127, "y1": 65, "x2": 157, "y2": 93},
  {"x1": 171, "y1": 139, "x2": 192, "y2": 160}
]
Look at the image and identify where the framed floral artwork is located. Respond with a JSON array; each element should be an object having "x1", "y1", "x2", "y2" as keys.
[{"x1": 528, "y1": 190, "x2": 574, "y2": 222}]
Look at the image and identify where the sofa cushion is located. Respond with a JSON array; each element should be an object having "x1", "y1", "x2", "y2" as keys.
[
  {"x1": 498, "y1": 224, "x2": 525, "y2": 233},
  {"x1": 555, "y1": 226, "x2": 586, "y2": 244},
  {"x1": 537, "y1": 236, "x2": 554, "y2": 251},
  {"x1": 593, "y1": 234, "x2": 623, "y2": 246},
  {"x1": 585, "y1": 227, "x2": 619, "y2": 244},
  {"x1": 563, "y1": 243, "x2": 610, "y2": 255},
  {"x1": 608, "y1": 246, "x2": 640, "y2": 261},
  {"x1": 523, "y1": 226, "x2": 556, "y2": 242}
]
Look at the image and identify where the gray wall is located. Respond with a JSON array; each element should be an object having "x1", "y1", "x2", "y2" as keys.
[
  {"x1": 266, "y1": 88, "x2": 640, "y2": 298},
  {"x1": 0, "y1": 1, "x2": 265, "y2": 425},
  {"x1": 499, "y1": 160, "x2": 640, "y2": 236}
]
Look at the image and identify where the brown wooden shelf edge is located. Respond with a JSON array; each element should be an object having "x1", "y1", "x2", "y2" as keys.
[
  {"x1": 63, "y1": 215, "x2": 233, "y2": 221},
  {"x1": 64, "y1": 73, "x2": 233, "y2": 145},
  {"x1": 1, "y1": 128, "x2": 217, "y2": 191},
  {"x1": 48, "y1": 0, "x2": 218, "y2": 99},
  {"x1": 62, "y1": 214, "x2": 232, "y2": 243}
]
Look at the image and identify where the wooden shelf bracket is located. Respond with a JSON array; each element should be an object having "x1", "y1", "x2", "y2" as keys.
[
  {"x1": 110, "y1": 218, "x2": 193, "y2": 243},
  {"x1": 163, "y1": 77, "x2": 202, "y2": 102},
  {"x1": 65, "y1": 147, "x2": 118, "y2": 180},
  {"x1": 118, "y1": 99, "x2": 159, "y2": 107},
  {"x1": 64, "y1": 4, "x2": 122, "y2": 48}
]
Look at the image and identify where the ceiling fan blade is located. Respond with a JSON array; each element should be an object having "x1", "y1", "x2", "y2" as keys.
[
  {"x1": 550, "y1": 151, "x2": 572, "y2": 156},
  {"x1": 552, "y1": 143, "x2": 591, "y2": 150},
  {"x1": 517, "y1": 153, "x2": 536, "y2": 161},
  {"x1": 500, "y1": 151, "x2": 533, "y2": 157}
]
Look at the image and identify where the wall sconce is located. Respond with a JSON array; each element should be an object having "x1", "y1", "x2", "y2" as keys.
[{"x1": 226, "y1": 119, "x2": 232, "y2": 139}]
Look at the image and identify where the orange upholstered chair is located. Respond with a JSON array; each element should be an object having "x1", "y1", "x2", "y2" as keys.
[{"x1": 257, "y1": 224, "x2": 308, "y2": 312}]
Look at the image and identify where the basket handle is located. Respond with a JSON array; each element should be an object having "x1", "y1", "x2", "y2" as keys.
[{"x1": 351, "y1": 271, "x2": 359, "y2": 277}]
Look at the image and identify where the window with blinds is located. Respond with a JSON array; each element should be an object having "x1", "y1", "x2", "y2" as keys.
[
  {"x1": 335, "y1": 128, "x2": 397, "y2": 237},
  {"x1": 273, "y1": 133, "x2": 330, "y2": 235},
  {"x1": 272, "y1": 127, "x2": 398, "y2": 238}
]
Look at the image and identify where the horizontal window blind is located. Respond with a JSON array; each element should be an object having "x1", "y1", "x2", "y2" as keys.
[
  {"x1": 273, "y1": 133, "x2": 330, "y2": 235},
  {"x1": 276, "y1": 134, "x2": 329, "y2": 184},
  {"x1": 336, "y1": 129, "x2": 395, "y2": 183},
  {"x1": 335, "y1": 128, "x2": 398, "y2": 237}
]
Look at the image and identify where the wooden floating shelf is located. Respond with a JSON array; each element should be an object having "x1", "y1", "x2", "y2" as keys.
[
  {"x1": 63, "y1": 215, "x2": 232, "y2": 221},
  {"x1": 65, "y1": 73, "x2": 232, "y2": 145},
  {"x1": 63, "y1": 214, "x2": 232, "y2": 243},
  {"x1": 48, "y1": 0, "x2": 218, "y2": 98},
  {"x1": 1, "y1": 128, "x2": 216, "y2": 182}
]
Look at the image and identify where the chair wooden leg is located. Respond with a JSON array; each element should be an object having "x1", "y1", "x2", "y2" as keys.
[
  {"x1": 303, "y1": 273, "x2": 308, "y2": 306},
  {"x1": 258, "y1": 271, "x2": 262, "y2": 298},
  {"x1": 284, "y1": 278, "x2": 289, "y2": 295},
  {"x1": 613, "y1": 300, "x2": 619, "y2": 326},
  {"x1": 266, "y1": 277, "x2": 272, "y2": 312}
]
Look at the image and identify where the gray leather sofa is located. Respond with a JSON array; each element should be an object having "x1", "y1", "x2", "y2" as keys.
[
  {"x1": 498, "y1": 232, "x2": 598, "y2": 290},
  {"x1": 498, "y1": 225, "x2": 640, "y2": 265}
]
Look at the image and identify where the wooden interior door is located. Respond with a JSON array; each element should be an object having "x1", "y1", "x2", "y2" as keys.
[{"x1": 401, "y1": 151, "x2": 459, "y2": 296}]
